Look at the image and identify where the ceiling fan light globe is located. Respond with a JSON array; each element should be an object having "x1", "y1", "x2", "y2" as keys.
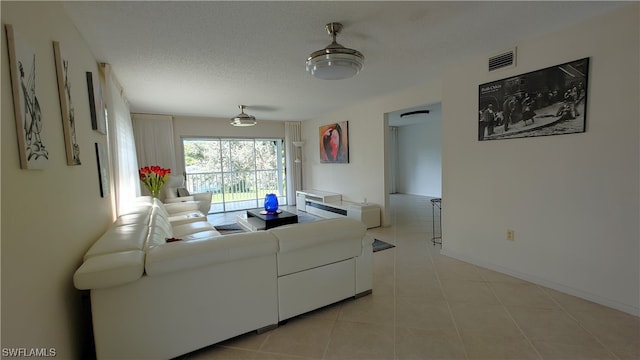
[
  {"x1": 306, "y1": 54, "x2": 364, "y2": 80},
  {"x1": 230, "y1": 117, "x2": 257, "y2": 127},
  {"x1": 306, "y1": 22, "x2": 364, "y2": 80},
  {"x1": 230, "y1": 105, "x2": 257, "y2": 126}
]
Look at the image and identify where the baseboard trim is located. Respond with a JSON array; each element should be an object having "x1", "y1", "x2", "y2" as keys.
[
  {"x1": 440, "y1": 248, "x2": 640, "y2": 317},
  {"x1": 355, "y1": 289, "x2": 373, "y2": 298},
  {"x1": 256, "y1": 324, "x2": 278, "y2": 334}
]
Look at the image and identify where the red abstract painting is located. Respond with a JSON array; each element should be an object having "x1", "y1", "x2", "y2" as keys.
[{"x1": 319, "y1": 121, "x2": 349, "y2": 163}]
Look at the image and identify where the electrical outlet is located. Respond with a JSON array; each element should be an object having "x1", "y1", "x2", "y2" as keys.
[{"x1": 507, "y1": 229, "x2": 515, "y2": 241}]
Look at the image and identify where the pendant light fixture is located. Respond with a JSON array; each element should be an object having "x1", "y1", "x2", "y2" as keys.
[
  {"x1": 306, "y1": 22, "x2": 364, "y2": 80},
  {"x1": 229, "y1": 105, "x2": 256, "y2": 127}
]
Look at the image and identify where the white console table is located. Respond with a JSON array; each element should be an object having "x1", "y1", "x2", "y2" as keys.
[
  {"x1": 296, "y1": 190, "x2": 380, "y2": 228},
  {"x1": 296, "y1": 189, "x2": 341, "y2": 212}
]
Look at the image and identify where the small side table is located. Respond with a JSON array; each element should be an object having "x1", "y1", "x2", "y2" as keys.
[{"x1": 431, "y1": 198, "x2": 442, "y2": 246}]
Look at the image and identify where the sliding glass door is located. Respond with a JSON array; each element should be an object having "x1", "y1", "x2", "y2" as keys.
[{"x1": 182, "y1": 138, "x2": 286, "y2": 213}]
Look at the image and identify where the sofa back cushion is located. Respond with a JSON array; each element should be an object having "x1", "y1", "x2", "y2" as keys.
[
  {"x1": 149, "y1": 210, "x2": 173, "y2": 235},
  {"x1": 113, "y1": 212, "x2": 151, "y2": 227},
  {"x1": 269, "y1": 218, "x2": 366, "y2": 276},
  {"x1": 152, "y1": 198, "x2": 170, "y2": 217},
  {"x1": 82, "y1": 201, "x2": 153, "y2": 260},
  {"x1": 84, "y1": 224, "x2": 149, "y2": 261},
  {"x1": 118, "y1": 196, "x2": 154, "y2": 215},
  {"x1": 145, "y1": 232, "x2": 278, "y2": 276},
  {"x1": 74, "y1": 250, "x2": 145, "y2": 290}
]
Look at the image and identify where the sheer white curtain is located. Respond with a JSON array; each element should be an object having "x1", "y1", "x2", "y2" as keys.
[
  {"x1": 389, "y1": 126, "x2": 398, "y2": 194},
  {"x1": 131, "y1": 113, "x2": 177, "y2": 174},
  {"x1": 102, "y1": 63, "x2": 140, "y2": 216},
  {"x1": 284, "y1": 121, "x2": 302, "y2": 204}
]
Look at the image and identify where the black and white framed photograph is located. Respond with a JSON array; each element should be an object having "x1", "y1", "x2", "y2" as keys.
[
  {"x1": 5, "y1": 24, "x2": 49, "y2": 169},
  {"x1": 54, "y1": 41, "x2": 81, "y2": 165},
  {"x1": 87, "y1": 71, "x2": 107, "y2": 134},
  {"x1": 478, "y1": 57, "x2": 589, "y2": 141}
]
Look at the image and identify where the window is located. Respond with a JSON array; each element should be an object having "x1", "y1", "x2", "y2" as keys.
[{"x1": 182, "y1": 138, "x2": 286, "y2": 213}]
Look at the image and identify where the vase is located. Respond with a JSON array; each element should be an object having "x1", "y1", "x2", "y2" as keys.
[{"x1": 264, "y1": 193, "x2": 279, "y2": 213}]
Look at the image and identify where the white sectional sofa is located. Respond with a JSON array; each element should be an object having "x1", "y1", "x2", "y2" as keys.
[{"x1": 73, "y1": 197, "x2": 373, "y2": 360}]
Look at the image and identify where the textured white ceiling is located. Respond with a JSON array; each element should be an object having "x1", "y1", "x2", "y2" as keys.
[{"x1": 62, "y1": 1, "x2": 625, "y2": 122}]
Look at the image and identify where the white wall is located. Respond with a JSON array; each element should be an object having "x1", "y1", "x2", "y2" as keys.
[
  {"x1": 1, "y1": 2, "x2": 111, "y2": 357},
  {"x1": 396, "y1": 103, "x2": 442, "y2": 197},
  {"x1": 441, "y1": 5, "x2": 639, "y2": 315},
  {"x1": 301, "y1": 80, "x2": 443, "y2": 226}
]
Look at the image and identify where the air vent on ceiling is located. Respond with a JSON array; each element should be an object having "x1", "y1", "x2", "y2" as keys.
[{"x1": 488, "y1": 47, "x2": 516, "y2": 72}]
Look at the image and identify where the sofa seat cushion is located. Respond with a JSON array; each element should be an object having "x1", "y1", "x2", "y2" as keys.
[
  {"x1": 269, "y1": 218, "x2": 366, "y2": 276},
  {"x1": 84, "y1": 224, "x2": 148, "y2": 261},
  {"x1": 182, "y1": 230, "x2": 221, "y2": 241},
  {"x1": 73, "y1": 250, "x2": 145, "y2": 290},
  {"x1": 145, "y1": 232, "x2": 278, "y2": 276},
  {"x1": 146, "y1": 229, "x2": 221, "y2": 249},
  {"x1": 156, "y1": 198, "x2": 199, "y2": 214},
  {"x1": 164, "y1": 195, "x2": 195, "y2": 203},
  {"x1": 167, "y1": 212, "x2": 207, "y2": 226},
  {"x1": 172, "y1": 221, "x2": 216, "y2": 237},
  {"x1": 151, "y1": 198, "x2": 204, "y2": 225}
]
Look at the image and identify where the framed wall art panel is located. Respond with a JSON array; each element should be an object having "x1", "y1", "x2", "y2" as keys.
[
  {"x1": 95, "y1": 142, "x2": 110, "y2": 197},
  {"x1": 87, "y1": 71, "x2": 107, "y2": 135},
  {"x1": 478, "y1": 57, "x2": 589, "y2": 141},
  {"x1": 5, "y1": 24, "x2": 49, "y2": 169},
  {"x1": 54, "y1": 41, "x2": 81, "y2": 165},
  {"x1": 319, "y1": 121, "x2": 349, "y2": 163}
]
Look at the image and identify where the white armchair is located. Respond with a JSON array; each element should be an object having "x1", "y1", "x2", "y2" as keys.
[{"x1": 162, "y1": 175, "x2": 213, "y2": 214}]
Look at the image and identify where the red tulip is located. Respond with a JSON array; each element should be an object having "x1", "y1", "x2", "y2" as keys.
[{"x1": 139, "y1": 165, "x2": 173, "y2": 197}]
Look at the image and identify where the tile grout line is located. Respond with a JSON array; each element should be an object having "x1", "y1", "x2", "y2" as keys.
[
  {"x1": 481, "y1": 273, "x2": 545, "y2": 360},
  {"x1": 320, "y1": 307, "x2": 338, "y2": 360},
  {"x1": 537, "y1": 286, "x2": 622, "y2": 360},
  {"x1": 392, "y1": 206, "x2": 398, "y2": 360},
  {"x1": 427, "y1": 236, "x2": 470, "y2": 360},
  {"x1": 256, "y1": 327, "x2": 272, "y2": 353},
  {"x1": 420, "y1": 195, "x2": 471, "y2": 359}
]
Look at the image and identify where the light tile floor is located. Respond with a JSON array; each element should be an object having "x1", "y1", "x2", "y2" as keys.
[{"x1": 182, "y1": 194, "x2": 639, "y2": 360}]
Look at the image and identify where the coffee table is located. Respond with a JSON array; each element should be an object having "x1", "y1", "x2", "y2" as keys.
[{"x1": 237, "y1": 208, "x2": 298, "y2": 231}]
